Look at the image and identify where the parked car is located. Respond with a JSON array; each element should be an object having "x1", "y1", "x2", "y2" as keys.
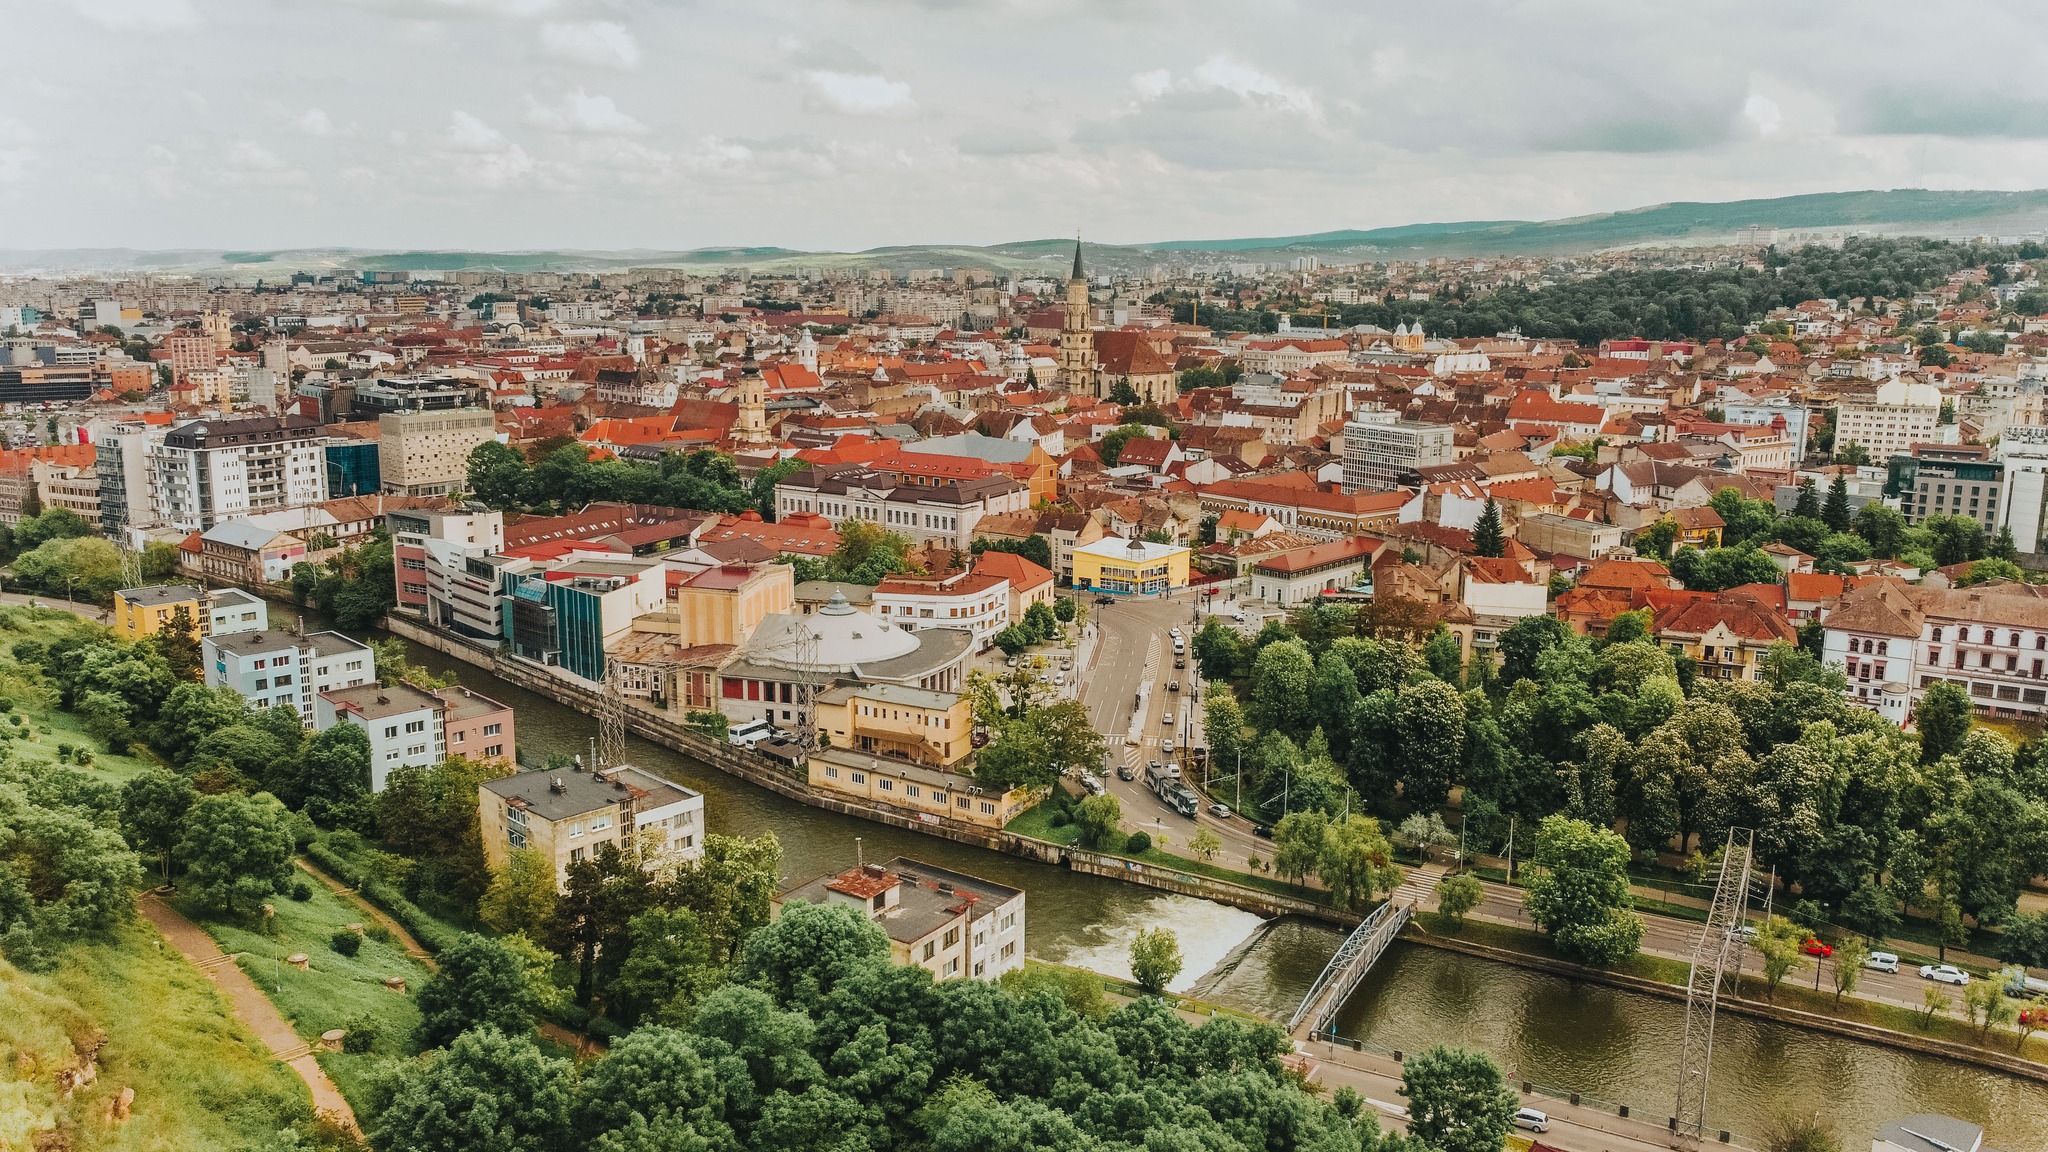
[
  {"x1": 1232, "y1": 610, "x2": 1246, "y2": 623},
  {"x1": 1734, "y1": 924, "x2": 1759, "y2": 941},
  {"x1": 1116, "y1": 763, "x2": 1136, "y2": 781},
  {"x1": 1920, "y1": 964, "x2": 1971, "y2": 986},
  {"x1": 1080, "y1": 775, "x2": 1106, "y2": 796},
  {"x1": 1169, "y1": 626, "x2": 1182, "y2": 638},
  {"x1": 1207, "y1": 803, "x2": 1232, "y2": 820},
  {"x1": 1053, "y1": 671, "x2": 1066, "y2": 686},
  {"x1": 2006, "y1": 972, "x2": 2048, "y2": 999},
  {"x1": 1802, "y1": 938, "x2": 1833, "y2": 958},
  {"x1": 1864, "y1": 951, "x2": 1899, "y2": 973},
  {"x1": 1511, "y1": 1108, "x2": 1549, "y2": 1133}
]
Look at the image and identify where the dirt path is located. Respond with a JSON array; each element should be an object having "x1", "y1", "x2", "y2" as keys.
[
  {"x1": 136, "y1": 891, "x2": 359, "y2": 1134},
  {"x1": 295, "y1": 857, "x2": 602, "y2": 1058}
]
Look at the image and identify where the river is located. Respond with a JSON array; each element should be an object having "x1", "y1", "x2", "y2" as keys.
[{"x1": 372, "y1": 618, "x2": 2045, "y2": 1146}]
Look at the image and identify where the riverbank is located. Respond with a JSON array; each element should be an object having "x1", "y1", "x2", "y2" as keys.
[
  {"x1": 1399, "y1": 913, "x2": 2048, "y2": 1087},
  {"x1": 382, "y1": 613, "x2": 1354, "y2": 927}
]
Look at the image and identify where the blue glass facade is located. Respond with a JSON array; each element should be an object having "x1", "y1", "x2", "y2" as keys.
[
  {"x1": 326, "y1": 440, "x2": 381, "y2": 498},
  {"x1": 503, "y1": 573, "x2": 608, "y2": 682}
]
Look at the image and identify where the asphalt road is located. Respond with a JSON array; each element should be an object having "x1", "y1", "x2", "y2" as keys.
[
  {"x1": 1082, "y1": 590, "x2": 1273, "y2": 866},
  {"x1": 1471, "y1": 879, "x2": 1969, "y2": 1012}
]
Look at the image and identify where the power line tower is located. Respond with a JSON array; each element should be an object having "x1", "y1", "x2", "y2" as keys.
[
  {"x1": 1674, "y1": 827, "x2": 1756, "y2": 1143},
  {"x1": 597, "y1": 659, "x2": 628, "y2": 770},
  {"x1": 789, "y1": 625, "x2": 820, "y2": 754}
]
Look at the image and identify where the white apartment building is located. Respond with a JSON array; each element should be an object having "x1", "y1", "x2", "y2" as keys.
[
  {"x1": 93, "y1": 418, "x2": 168, "y2": 541},
  {"x1": 1832, "y1": 377, "x2": 1950, "y2": 463},
  {"x1": 871, "y1": 569, "x2": 1012, "y2": 649},
  {"x1": 206, "y1": 588, "x2": 269, "y2": 636},
  {"x1": 313, "y1": 681, "x2": 446, "y2": 792},
  {"x1": 378, "y1": 408, "x2": 497, "y2": 497},
  {"x1": 773, "y1": 463, "x2": 1029, "y2": 551},
  {"x1": 387, "y1": 504, "x2": 509, "y2": 637},
  {"x1": 203, "y1": 628, "x2": 375, "y2": 723},
  {"x1": 1997, "y1": 426, "x2": 2048, "y2": 554},
  {"x1": 149, "y1": 416, "x2": 328, "y2": 533}
]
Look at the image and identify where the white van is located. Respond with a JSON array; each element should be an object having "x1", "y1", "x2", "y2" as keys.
[
  {"x1": 727, "y1": 719, "x2": 777, "y2": 749},
  {"x1": 1512, "y1": 1107, "x2": 1549, "y2": 1133}
]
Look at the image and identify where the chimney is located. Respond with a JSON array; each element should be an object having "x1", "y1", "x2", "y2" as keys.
[{"x1": 549, "y1": 776, "x2": 566, "y2": 793}]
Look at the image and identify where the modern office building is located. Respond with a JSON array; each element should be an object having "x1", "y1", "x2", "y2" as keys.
[
  {"x1": 1342, "y1": 412, "x2": 1456, "y2": 493},
  {"x1": 377, "y1": 408, "x2": 496, "y2": 496},
  {"x1": 325, "y1": 436, "x2": 381, "y2": 498}
]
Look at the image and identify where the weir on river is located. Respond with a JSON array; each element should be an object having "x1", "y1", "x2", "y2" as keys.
[{"x1": 330, "y1": 608, "x2": 2046, "y2": 1147}]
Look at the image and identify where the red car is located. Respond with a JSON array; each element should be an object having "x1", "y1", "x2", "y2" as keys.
[{"x1": 1802, "y1": 938, "x2": 1833, "y2": 958}]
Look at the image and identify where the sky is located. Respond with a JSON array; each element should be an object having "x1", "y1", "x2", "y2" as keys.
[{"x1": 7, "y1": 0, "x2": 2048, "y2": 252}]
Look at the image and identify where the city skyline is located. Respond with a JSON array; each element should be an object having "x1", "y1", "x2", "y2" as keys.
[{"x1": 9, "y1": 0, "x2": 2048, "y2": 251}]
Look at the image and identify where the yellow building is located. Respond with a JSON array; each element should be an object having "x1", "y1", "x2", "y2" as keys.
[
  {"x1": 112, "y1": 584, "x2": 205, "y2": 641},
  {"x1": 669, "y1": 561, "x2": 793, "y2": 646},
  {"x1": 814, "y1": 683, "x2": 973, "y2": 768},
  {"x1": 1071, "y1": 535, "x2": 1190, "y2": 595},
  {"x1": 808, "y1": 750, "x2": 1032, "y2": 829}
]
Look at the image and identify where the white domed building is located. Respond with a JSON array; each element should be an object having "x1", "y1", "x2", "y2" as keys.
[{"x1": 718, "y1": 591, "x2": 973, "y2": 728}]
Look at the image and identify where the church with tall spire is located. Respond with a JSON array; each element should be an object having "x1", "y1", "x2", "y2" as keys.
[
  {"x1": 1056, "y1": 239, "x2": 1095, "y2": 393},
  {"x1": 1054, "y1": 237, "x2": 1176, "y2": 406}
]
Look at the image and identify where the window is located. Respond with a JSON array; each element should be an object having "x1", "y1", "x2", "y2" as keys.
[
  {"x1": 384, "y1": 725, "x2": 398, "y2": 738},
  {"x1": 406, "y1": 744, "x2": 427, "y2": 757},
  {"x1": 980, "y1": 802, "x2": 995, "y2": 815},
  {"x1": 906, "y1": 784, "x2": 921, "y2": 799},
  {"x1": 943, "y1": 958, "x2": 960, "y2": 977},
  {"x1": 569, "y1": 821, "x2": 584, "y2": 837},
  {"x1": 1001, "y1": 941, "x2": 1016, "y2": 960},
  {"x1": 484, "y1": 723, "x2": 501, "y2": 736},
  {"x1": 254, "y1": 677, "x2": 269, "y2": 690},
  {"x1": 851, "y1": 772, "x2": 866, "y2": 785},
  {"x1": 591, "y1": 816, "x2": 612, "y2": 832},
  {"x1": 485, "y1": 745, "x2": 503, "y2": 758},
  {"x1": 273, "y1": 674, "x2": 293, "y2": 687},
  {"x1": 943, "y1": 927, "x2": 959, "y2": 947},
  {"x1": 879, "y1": 778, "x2": 894, "y2": 792},
  {"x1": 405, "y1": 720, "x2": 426, "y2": 734},
  {"x1": 452, "y1": 730, "x2": 466, "y2": 743},
  {"x1": 922, "y1": 940, "x2": 936, "y2": 961},
  {"x1": 824, "y1": 766, "x2": 839, "y2": 778},
  {"x1": 1002, "y1": 913, "x2": 1016, "y2": 930}
]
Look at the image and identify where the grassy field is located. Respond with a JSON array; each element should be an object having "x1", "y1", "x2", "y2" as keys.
[
  {"x1": 170, "y1": 881, "x2": 434, "y2": 1112},
  {"x1": 0, "y1": 606, "x2": 164, "y2": 784},
  {"x1": 1007, "y1": 800, "x2": 1330, "y2": 904},
  {"x1": 0, "y1": 917, "x2": 328, "y2": 1151}
]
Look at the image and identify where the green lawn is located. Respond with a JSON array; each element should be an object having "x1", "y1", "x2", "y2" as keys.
[
  {"x1": 0, "y1": 606, "x2": 164, "y2": 784},
  {"x1": 172, "y1": 880, "x2": 434, "y2": 1112},
  {"x1": 1007, "y1": 800, "x2": 1331, "y2": 905},
  {"x1": 0, "y1": 916, "x2": 324, "y2": 1151}
]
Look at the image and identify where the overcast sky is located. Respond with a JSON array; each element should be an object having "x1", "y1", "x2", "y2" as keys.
[{"x1": 8, "y1": 0, "x2": 2048, "y2": 252}]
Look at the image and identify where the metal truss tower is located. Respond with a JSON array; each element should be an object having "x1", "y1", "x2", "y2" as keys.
[{"x1": 1674, "y1": 827, "x2": 1756, "y2": 1142}]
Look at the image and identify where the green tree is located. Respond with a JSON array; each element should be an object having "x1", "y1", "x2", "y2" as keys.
[
  {"x1": 176, "y1": 792, "x2": 296, "y2": 915},
  {"x1": 1522, "y1": 815, "x2": 1644, "y2": 966},
  {"x1": 1191, "y1": 615, "x2": 1243, "y2": 681},
  {"x1": 1401, "y1": 1045, "x2": 1518, "y2": 1152},
  {"x1": 0, "y1": 794, "x2": 144, "y2": 968},
  {"x1": 1073, "y1": 792, "x2": 1123, "y2": 850},
  {"x1": 1128, "y1": 926, "x2": 1182, "y2": 995},
  {"x1": 1203, "y1": 687, "x2": 1251, "y2": 779},
  {"x1": 152, "y1": 605, "x2": 203, "y2": 681},
  {"x1": 1831, "y1": 933, "x2": 1868, "y2": 1005},
  {"x1": 480, "y1": 848, "x2": 561, "y2": 937},
  {"x1": 1754, "y1": 915, "x2": 1806, "y2": 1002},
  {"x1": 1422, "y1": 626, "x2": 1463, "y2": 684},
  {"x1": 735, "y1": 899, "x2": 889, "y2": 1008},
  {"x1": 1436, "y1": 872, "x2": 1483, "y2": 927},
  {"x1": 1855, "y1": 502, "x2": 1906, "y2": 558},
  {"x1": 1247, "y1": 639, "x2": 1314, "y2": 738},
  {"x1": 1822, "y1": 472, "x2": 1852, "y2": 531},
  {"x1": 1965, "y1": 973, "x2": 2018, "y2": 1040},
  {"x1": 416, "y1": 933, "x2": 552, "y2": 1047},
  {"x1": 1471, "y1": 497, "x2": 1504, "y2": 558},
  {"x1": 1395, "y1": 679, "x2": 1466, "y2": 810},
  {"x1": 1188, "y1": 826, "x2": 1222, "y2": 861},
  {"x1": 1998, "y1": 910, "x2": 2048, "y2": 967},
  {"x1": 1671, "y1": 544, "x2": 1783, "y2": 591},
  {"x1": 549, "y1": 840, "x2": 656, "y2": 1006},
  {"x1": 666, "y1": 831, "x2": 783, "y2": 966},
  {"x1": 120, "y1": 767, "x2": 196, "y2": 883},
  {"x1": 1792, "y1": 478, "x2": 1821, "y2": 519},
  {"x1": 377, "y1": 754, "x2": 511, "y2": 911},
  {"x1": 1318, "y1": 815, "x2": 1401, "y2": 913},
  {"x1": 611, "y1": 906, "x2": 720, "y2": 1025},
  {"x1": 282, "y1": 722, "x2": 372, "y2": 827},
  {"x1": 152, "y1": 683, "x2": 250, "y2": 766},
  {"x1": 372, "y1": 1027, "x2": 574, "y2": 1152},
  {"x1": 1916, "y1": 679, "x2": 1973, "y2": 763},
  {"x1": 1271, "y1": 809, "x2": 1328, "y2": 884}
]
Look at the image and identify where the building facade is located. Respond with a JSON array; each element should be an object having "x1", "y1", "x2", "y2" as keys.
[
  {"x1": 148, "y1": 416, "x2": 327, "y2": 533},
  {"x1": 777, "y1": 857, "x2": 1025, "y2": 982},
  {"x1": 1341, "y1": 414, "x2": 1456, "y2": 493},
  {"x1": 378, "y1": 408, "x2": 495, "y2": 496},
  {"x1": 479, "y1": 764, "x2": 705, "y2": 889},
  {"x1": 203, "y1": 628, "x2": 374, "y2": 722}
]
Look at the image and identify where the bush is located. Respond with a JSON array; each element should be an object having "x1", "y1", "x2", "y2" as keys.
[
  {"x1": 74, "y1": 748, "x2": 93, "y2": 766},
  {"x1": 56, "y1": 742, "x2": 74, "y2": 762},
  {"x1": 289, "y1": 880, "x2": 314, "y2": 902},
  {"x1": 1126, "y1": 831, "x2": 1152, "y2": 854},
  {"x1": 330, "y1": 928, "x2": 362, "y2": 957},
  {"x1": 365, "y1": 923, "x2": 397, "y2": 946},
  {"x1": 1049, "y1": 808, "x2": 1071, "y2": 828},
  {"x1": 587, "y1": 1016, "x2": 625, "y2": 1041},
  {"x1": 339, "y1": 1012, "x2": 380, "y2": 1054}
]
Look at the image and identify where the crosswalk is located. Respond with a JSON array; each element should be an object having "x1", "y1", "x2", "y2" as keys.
[{"x1": 1391, "y1": 862, "x2": 1448, "y2": 911}]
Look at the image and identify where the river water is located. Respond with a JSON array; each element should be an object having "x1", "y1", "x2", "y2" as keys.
[{"x1": 379, "y1": 623, "x2": 2047, "y2": 1146}]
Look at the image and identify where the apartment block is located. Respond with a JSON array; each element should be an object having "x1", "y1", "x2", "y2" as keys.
[
  {"x1": 479, "y1": 764, "x2": 705, "y2": 890},
  {"x1": 378, "y1": 408, "x2": 496, "y2": 496},
  {"x1": 149, "y1": 416, "x2": 327, "y2": 533},
  {"x1": 1342, "y1": 413, "x2": 1456, "y2": 493},
  {"x1": 776, "y1": 857, "x2": 1024, "y2": 982},
  {"x1": 203, "y1": 627, "x2": 375, "y2": 723}
]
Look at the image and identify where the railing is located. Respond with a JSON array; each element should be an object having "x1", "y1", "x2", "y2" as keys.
[{"x1": 1289, "y1": 899, "x2": 1410, "y2": 1036}]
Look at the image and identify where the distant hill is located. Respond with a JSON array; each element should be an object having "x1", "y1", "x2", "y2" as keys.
[{"x1": 8, "y1": 189, "x2": 2048, "y2": 276}]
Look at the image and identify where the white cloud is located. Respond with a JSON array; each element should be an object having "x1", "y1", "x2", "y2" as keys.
[
  {"x1": 445, "y1": 111, "x2": 512, "y2": 154},
  {"x1": 297, "y1": 109, "x2": 334, "y2": 137},
  {"x1": 804, "y1": 71, "x2": 916, "y2": 116},
  {"x1": 0, "y1": 150, "x2": 31, "y2": 184},
  {"x1": 226, "y1": 141, "x2": 289, "y2": 172},
  {"x1": 539, "y1": 21, "x2": 640, "y2": 69},
  {"x1": 524, "y1": 90, "x2": 646, "y2": 136},
  {"x1": 1189, "y1": 57, "x2": 1316, "y2": 113},
  {"x1": 69, "y1": 0, "x2": 196, "y2": 32},
  {"x1": 1744, "y1": 94, "x2": 1783, "y2": 137}
]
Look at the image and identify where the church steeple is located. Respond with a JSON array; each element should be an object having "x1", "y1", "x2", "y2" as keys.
[
  {"x1": 1071, "y1": 238, "x2": 1085, "y2": 281},
  {"x1": 1057, "y1": 234, "x2": 1095, "y2": 394}
]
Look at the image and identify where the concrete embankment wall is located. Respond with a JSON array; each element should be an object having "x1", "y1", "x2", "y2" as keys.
[{"x1": 383, "y1": 615, "x2": 1348, "y2": 924}]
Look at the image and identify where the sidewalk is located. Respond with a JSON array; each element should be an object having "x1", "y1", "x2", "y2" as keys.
[{"x1": 136, "y1": 891, "x2": 358, "y2": 1134}]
